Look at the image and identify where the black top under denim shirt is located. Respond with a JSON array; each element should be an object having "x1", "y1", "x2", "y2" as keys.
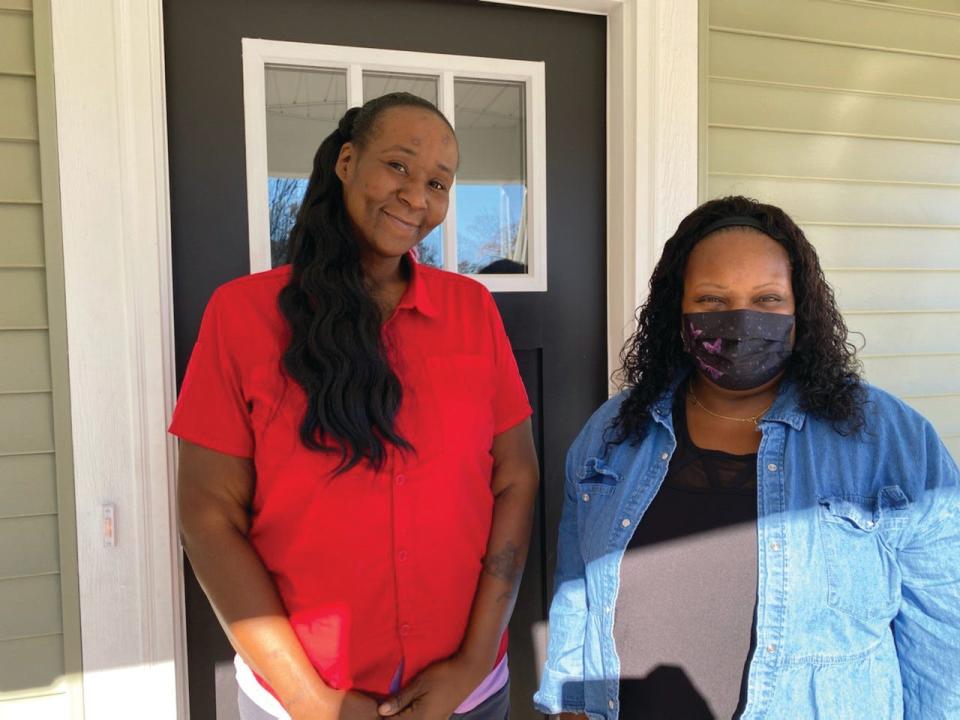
[{"x1": 614, "y1": 393, "x2": 758, "y2": 719}]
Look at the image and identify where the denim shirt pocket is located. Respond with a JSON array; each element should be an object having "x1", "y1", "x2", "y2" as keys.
[
  {"x1": 817, "y1": 487, "x2": 906, "y2": 622},
  {"x1": 575, "y1": 457, "x2": 621, "y2": 547}
]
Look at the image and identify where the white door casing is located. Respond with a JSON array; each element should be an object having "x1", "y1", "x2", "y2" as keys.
[
  {"x1": 241, "y1": 40, "x2": 548, "y2": 292},
  {"x1": 47, "y1": 0, "x2": 697, "y2": 717}
]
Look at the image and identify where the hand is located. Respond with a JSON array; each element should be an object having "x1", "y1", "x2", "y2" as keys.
[
  {"x1": 287, "y1": 689, "x2": 380, "y2": 720},
  {"x1": 377, "y1": 655, "x2": 488, "y2": 720},
  {"x1": 338, "y1": 691, "x2": 381, "y2": 720}
]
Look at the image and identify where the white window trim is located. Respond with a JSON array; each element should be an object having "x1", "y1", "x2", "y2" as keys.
[
  {"x1": 48, "y1": 0, "x2": 697, "y2": 717},
  {"x1": 242, "y1": 39, "x2": 548, "y2": 292}
]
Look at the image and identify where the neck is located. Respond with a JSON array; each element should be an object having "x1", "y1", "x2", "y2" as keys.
[
  {"x1": 361, "y1": 252, "x2": 409, "y2": 319},
  {"x1": 689, "y1": 371, "x2": 782, "y2": 414},
  {"x1": 361, "y1": 252, "x2": 406, "y2": 287}
]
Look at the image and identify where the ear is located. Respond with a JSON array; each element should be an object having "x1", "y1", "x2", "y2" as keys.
[{"x1": 335, "y1": 142, "x2": 355, "y2": 184}]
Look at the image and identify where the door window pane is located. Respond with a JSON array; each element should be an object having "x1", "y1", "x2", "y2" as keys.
[
  {"x1": 265, "y1": 66, "x2": 347, "y2": 265},
  {"x1": 363, "y1": 71, "x2": 438, "y2": 105},
  {"x1": 454, "y1": 79, "x2": 527, "y2": 274},
  {"x1": 415, "y1": 227, "x2": 443, "y2": 268}
]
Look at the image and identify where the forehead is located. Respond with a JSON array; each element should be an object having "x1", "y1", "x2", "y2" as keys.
[
  {"x1": 685, "y1": 228, "x2": 791, "y2": 282},
  {"x1": 368, "y1": 106, "x2": 457, "y2": 151}
]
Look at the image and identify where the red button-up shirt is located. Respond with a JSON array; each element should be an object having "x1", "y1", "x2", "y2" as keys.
[{"x1": 170, "y1": 257, "x2": 531, "y2": 697}]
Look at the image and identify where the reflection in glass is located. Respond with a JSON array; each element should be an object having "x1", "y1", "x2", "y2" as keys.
[
  {"x1": 363, "y1": 72, "x2": 438, "y2": 105},
  {"x1": 454, "y1": 79, "x2": 527, "y2": 275},
  {"x1": 268, "y1": 177, "x2": 309, "y2": 266},
  {"x1": 415, "y1": 227, "x2": 443, "y2": 269},
  {"x1": 266, "y1": 66, "x2": 347, "y2": 265}
]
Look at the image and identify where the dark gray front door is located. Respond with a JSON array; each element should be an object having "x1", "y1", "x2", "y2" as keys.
[{"x1": 164, "y1": 1, "x2": 606, "y2": 717}]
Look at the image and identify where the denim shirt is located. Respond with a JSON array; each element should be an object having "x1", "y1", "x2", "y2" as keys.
[{"x1": 533, "y1": 377, "x2": 960, "y2": 720}]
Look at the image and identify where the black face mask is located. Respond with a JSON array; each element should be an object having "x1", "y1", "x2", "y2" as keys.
[{"x1": 682, "y1": 309, "x2": 795, "y2": 390}]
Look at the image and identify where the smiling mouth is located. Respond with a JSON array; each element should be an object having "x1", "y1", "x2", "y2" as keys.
[{"x1": 382, "y1": 210, "x2": 420, "y2": 233}]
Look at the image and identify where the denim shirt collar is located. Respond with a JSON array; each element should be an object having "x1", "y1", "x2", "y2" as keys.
[{"x1": 648, "y1": 369, "x2": 807, "y2": 432}]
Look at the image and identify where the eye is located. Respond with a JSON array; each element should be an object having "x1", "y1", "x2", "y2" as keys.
[
  {"x1": 429, "y1": 180, "x2": 447, "y2": 192},
  {"x1": 697, "y1": 295, "x2": 725, "y2": 305},
  {"x1": 387, "y1": 161, "x2": 408, "y2": 174},
  {"x1": 757, "y1": 294, "x2": 783, "y2": 303}
]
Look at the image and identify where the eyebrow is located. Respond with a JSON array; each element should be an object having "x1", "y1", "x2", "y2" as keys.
[
  {"x1": 382, "y1": 144, "x2": 454, "y2": 176},
  {"x1": 693, "y1": 282, "x2": 787, "y2": 291}
]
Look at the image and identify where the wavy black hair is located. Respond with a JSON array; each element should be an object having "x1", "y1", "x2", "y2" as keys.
[
  {"x1": 278, "y1": 92, "x2": 454, "y2": 472},
  {"x1": 611, "y1": 195, "x2": 865, "y2": 444}
]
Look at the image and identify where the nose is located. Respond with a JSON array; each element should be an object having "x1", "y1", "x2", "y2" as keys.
[{"x1": 397, "y1": 180, "x2": 427, "y2": 211}]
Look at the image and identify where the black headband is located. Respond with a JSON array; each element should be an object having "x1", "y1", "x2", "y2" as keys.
[{"x1": 699, "y1": 215, "x2": 769, "y2": 238}]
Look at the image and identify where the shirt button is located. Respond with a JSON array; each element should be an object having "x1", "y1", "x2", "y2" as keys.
[
  {"x1": 660, "y1": 452, "x2": 669, "y2": 461},
  {"x1": 400, "y1": 623, "x2": 411, "y2": 636},
  {"x1": 395, "y1": 474, "x2": 405, "y2": 485},
  {"x1": 604, "y1": 606, "x2": 612, "y2": 613},
  {"x1": 608, "y1": 700, "x2": 615, "y2": 709},
  {"x1": 582, "y1": 493, "x2": 590, "y2": 502},
  {"x1": 766, "y1": 643, "x2": 777, "y2": 653},
  {"x1": 770, "y1": 541, "x2": 781, "y2": 552},
  {"x1": 621, "y1": 518, "x2": 631, "y2": 528},
  {"x1": 767, "y1": 463, "x2": 778, "y2": 472},
  {"x1": 398, "y1": 550, "x2": 408, "y2": 561},
  {"x1": 865, "y1": 520, "x2": 875, "y2": 529}
]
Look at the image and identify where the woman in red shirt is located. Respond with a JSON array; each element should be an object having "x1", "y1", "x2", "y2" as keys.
[{"x1": 171, "y1": 92, "x2": 538, "y2": 720}]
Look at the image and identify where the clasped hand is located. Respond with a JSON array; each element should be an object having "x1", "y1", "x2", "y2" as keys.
[
  {"x1": 378, "y1": 653, "x2": 489, "y2": 720},
  {"x1": 289, "y1": 653, "x2": 487, "y2": 720}
]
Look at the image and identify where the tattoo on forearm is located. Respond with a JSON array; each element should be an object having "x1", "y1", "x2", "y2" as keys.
[{"x1": 483, "y1": 541, "x2": 523, "y2": 584}]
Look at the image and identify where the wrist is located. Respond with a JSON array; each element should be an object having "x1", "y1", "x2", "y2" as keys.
[
  {"x1": 453, "y1": 647, "x2": 495, "y2": 688},
  {"x1": 282, "y1": 678, "x2": 343, "y2": 719}
]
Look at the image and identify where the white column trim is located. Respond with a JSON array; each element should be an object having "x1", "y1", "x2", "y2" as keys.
[
  {"x1": 485, "y1": 0, "x2": 700, "y2": 388},
  {"x1": 49, "y1": 0, "x2": 187, "y2": 718},
  {"x1": 49, "y1": 0, "x2": 696, "y2": 716}
]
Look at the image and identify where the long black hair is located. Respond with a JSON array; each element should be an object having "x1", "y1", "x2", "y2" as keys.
[
  {"x1": 611, "y1": 195, "x2": 865, "y2": 444},
  {"x1": 278, "y1": 92, "x2": 454, "y2": 472}
]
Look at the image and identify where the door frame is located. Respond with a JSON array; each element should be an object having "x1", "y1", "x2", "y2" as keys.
[{"x1": 47, "y1": 0, "x2": 697, "y2": 717}]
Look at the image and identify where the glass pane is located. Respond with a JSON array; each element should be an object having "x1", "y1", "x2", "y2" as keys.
[
  {"x1": 265, "y1": 66, "x2": 347, "y2": 266},
  {"x1": 363, "y1": 71, "x2": 438, "y2": 105},
  {"x1": 454, "y1": 79, "x2": 527, "y2": 275},
  {"x1": 414, "y1": 226, "x2": 443, "y2": 268},
  {"x1": 268, "y1": 177, "x2": 310, "y2": 266}
]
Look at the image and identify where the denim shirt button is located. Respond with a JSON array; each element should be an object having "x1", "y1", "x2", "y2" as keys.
[
  {"x1": 767, "y1": 463, "x2": 778, "y2": 472},
  {"x1": 608, "y1": 699, "x2": 615, "y2": 709},
  {"x1": 770, "y1": 541, "x2": 781, "y2": 552},
  {"x1": 766, "y1": 643, "x2": 777, "y2": 653},
  {"x1": 621, "y1": 518, "x2": 631, "y2": 528},
  {"x1": 582, "y1": 493, "x2": 590, "y2": 502},
  {"x1": 660, "y1": 452, "x2": 669, "y2": 461}
]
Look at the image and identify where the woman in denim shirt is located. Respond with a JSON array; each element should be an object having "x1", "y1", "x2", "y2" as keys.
[{"x1": 535, "y1": 196, "x2": 960, "y2": 720}]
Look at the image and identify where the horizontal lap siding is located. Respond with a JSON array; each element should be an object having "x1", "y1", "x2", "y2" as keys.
[
  {"x1": 705, "y1": 0, "x2": 960, "y2": 454},
  {"x1": 0, "y1": 2, "x2": 81, "y2": 716}
]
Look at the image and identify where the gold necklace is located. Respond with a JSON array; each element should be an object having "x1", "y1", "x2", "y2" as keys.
[{"x1": 688, "y1": 386, "x2": 773, "y2": 427}]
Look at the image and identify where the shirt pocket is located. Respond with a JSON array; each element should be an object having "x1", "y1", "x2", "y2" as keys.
[
  {"x1": 422, "y1": 353, "x2": 496, "y2": 459},
  {"x1": 817, "y1": 489, "x2": 905, "y2": 623},
  {"x1": 575, "y1": 457, "x2": 621, "y2": 546}
]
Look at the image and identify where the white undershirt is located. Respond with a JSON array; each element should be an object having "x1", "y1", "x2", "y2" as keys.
[{"x1": 235, "y1": 654, "x2": 290, "y2": 719}]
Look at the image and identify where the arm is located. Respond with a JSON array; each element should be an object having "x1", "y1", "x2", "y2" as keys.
[
  {"x1": 379, "y1": 418, "x2": 539, "y2": 718},
  {"x1": 893, "y1": 431, "x2": 960, "y2": 719},
  {"x1": 178, "y1": 441, "x2": 378, "y2": 720}
]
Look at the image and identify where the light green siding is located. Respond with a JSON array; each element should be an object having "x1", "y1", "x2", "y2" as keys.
[
  {"x1": 0, "y1": 1, "x2": 82, "y2": 716},
  {"x1": 703, "y1": 0, "x2": 960, "y2": 456}
]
